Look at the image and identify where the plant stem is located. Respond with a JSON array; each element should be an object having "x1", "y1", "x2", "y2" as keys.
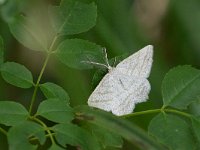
[
  {"x1": 122, "y1": 108, "x2": 191, "y2": 119},
  {"x1": 122, "y1": 109, "x2": 161, "y2": 118},
  {"x1": 30, "y1": 133, "x2": 55, "y2": 142},
  {"x1": 29, "y1": 53, "x2": 51, "y2": 115},
  {"x1": 165, "y1": 108, "x2": 191, "y2": 118},
  {"x1": 31, "y1": 117, "x2": 55, "y2": 144},
  {"x1": 29, "y1": 34, "x2": 59, "y2": 115},
  {"x1": 0, "y1": 127, "x2": 7, "y2": 136}
]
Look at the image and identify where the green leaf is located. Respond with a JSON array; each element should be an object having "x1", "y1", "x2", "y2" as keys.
[
  {"x1": 0, "y1": 101, "x2": 28, "y2": 126},
  {"x1": 52, "y1": 123, "x2": 101, "y2": 150},
  {"x1": 191, "y1": 117, "x2": 200, "y2": 143},
  {"x1": 84, "y1": 123, "x2": 123, "y2": 149},
  {"x1": 49, "y1": 0, "x2": 97, "y2": 35},
  {"x1": 148, "y1": 113, "x2": 196, "y2": 150},
  {"x1": 8, "y1": 121, "x2": 46, "y2": 150},
  {"x1": 40, "y1": 82, "x2": 70, "y2": 103},
  {"x1": 49, "y1": 144, "x2": 64, "y2": 150},
  {"x1": 162, "y1": 65, "x2": 200, "y2": 109},
  {"x1": 75, "y1": 106, "x2": 164, "y2": 150},
  {"x1": 36, "y1": 99, "x2": 74, "y2": 123},
  {"x1": 56, "y1": 39, "x2": 104, "y2": 69},
  {"x1": 0, "y1": 62, "x2": 33, "y2": 88},
  {"x1": 9, "y1": 15, "x2": 48, "y2": 51},
  {"x1": 188, "y1": 99, "x2": 200, "y2": 116},
  {"x1": 0, "y1": 0, "x2": 28, "y2": 23},
  {"x1": 0, "y1": 36, "x2": 4, "y2": 65}
]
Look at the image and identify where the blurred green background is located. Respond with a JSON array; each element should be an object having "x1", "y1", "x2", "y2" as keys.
[{"x1": 1, "y1": 0, "x2": 200, "y2": 149}]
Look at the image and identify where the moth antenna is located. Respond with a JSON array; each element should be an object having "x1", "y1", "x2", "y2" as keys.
[
  {"x1": 81, "y1": 60, "x2": 109, "y2": 69},
  {"x1": 102, "y1": 48, "x2": 112, "y2": 69},
  {"x1": 113, "y1": 57, "x2": 117, "y2": 67},
  {"x1": 81, "y1": 55, "x2": 110, "y2": 69}
]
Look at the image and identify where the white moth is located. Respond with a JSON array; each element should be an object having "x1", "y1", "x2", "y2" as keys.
[{"x1": 87, "y1": 45, "x2": 153, "y2": 116}]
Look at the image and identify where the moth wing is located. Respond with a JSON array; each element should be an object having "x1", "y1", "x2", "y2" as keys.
[
  {"x1": 116, "y1": 45, "x2": 153, "y2": 78},
  {"x1": 111, "y1": 75, "x2": 151, "y2": 116},
  {"x1": 88, "y1": 73, "x2": 118, "y2": 112}
]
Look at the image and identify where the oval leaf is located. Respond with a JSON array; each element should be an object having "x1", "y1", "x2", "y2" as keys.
[
  {"x1": 148, "y1": 113, "x2": 196, "y2": 150},
  {"x1": 49, "y1": 0, "x2": 97, "y2": 35},
  {"x1": 9, "y1": 15, "x2": 48, "y2": 51},
  {"x1": 8, "y1": 121, "x2": 46, "y2": 150},
  {"x1": 52, "y1": 123, "x2": 101, "y2": 150},
  {"x1": 83, "y1": 123, "x2": 123, "y2": 149},
  {"x1": 36, "y1": 99, "x2": 74, "y2": 123},
  {"x1": 0, "y1": 36, "x2": 4, "y2": 65},
  {"x1": 162, "y1": 65, "x2": 200, "y2": 109},
  {"x1": 0, "y1": 62, "x2": 33, "y2": 88},
  {"x1": 75, "y1": 106, "x2": 164, "y2": 150},
  {"x1": 40, "y1": 82, "x2": 70, "y2": 103},
  {"x1": 56, "y1": 39, "x2": 104, "y2": 69},
  {"x1": 0, "y1": 101, "x2": 28, "y2": 126}
]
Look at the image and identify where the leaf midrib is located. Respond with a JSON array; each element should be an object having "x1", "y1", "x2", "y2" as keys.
[
  {"x1": 58, "y1": 1, "x2": 78, "y2": 33},
  {"x1": 1, "y1": 69, "x2": 33, "y2": 85}
]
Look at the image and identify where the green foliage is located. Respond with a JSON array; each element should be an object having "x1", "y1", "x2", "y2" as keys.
[
  {"x1": 7, "y1": 121, "x2": 46, "y2": 150},
  {"x1": 49, "y1": 0, "x2": 97, "y2": 35},
  {"x1": 0, "y1": 62, "x2": 33, "y2": 88},
  {"x1": 40, "y1": 82, "x2": 70, "y2": 103},
  {"x1": 0, "y1": 101, "x2": 28, "y2": 126},
  {"x1": 52, "y1": 123, "x2": 101, "y2": 150},
  {"x1": 148, "y1": 113, "x2": 196, "y2": 150},
  {"x1": 1, "y1": 0, "x2": 200, "y2": 150},
  {"x1": 49, "y1": 144, "x2": 65, "y2": 150},
  {"x1": 191, "y1": 117, "x2": 200, "y2": 144},
  {"x1": 0, "y1": 0, "x2": 28, "y2": 22},
  {"x1": 147, "y1": 66, "x2": 200, "y2": 149},
  {"x1": 83, "y1": 123, "x2": 123, "y2": 149},
  {"x1": 0, "y1": 36, "x2": 4, "y2": 65},
  {"x1": 75, "y1": 106, "x2": 164, "y2": 150},
  {"x1": 36, "y1": 99, "x2": 74, "y2": 123},
  {"x1": 162, "y1": 65, "x2": 200, "y2": 109},
  {"x1": 189, "y1": 100, "x2": 200, "y2": 116},
  {"x1": 56, "y1": 39, "x2": 104, "y2": 69}
]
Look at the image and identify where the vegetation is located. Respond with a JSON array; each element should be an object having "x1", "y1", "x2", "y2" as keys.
[{"x1": 1, "y1": 0, "x2": 200, "y2": 149}]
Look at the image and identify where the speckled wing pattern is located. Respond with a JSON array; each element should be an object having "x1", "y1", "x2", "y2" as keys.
[{"x1": 88, "y1": 45, "x2": 153, "y2": 116}]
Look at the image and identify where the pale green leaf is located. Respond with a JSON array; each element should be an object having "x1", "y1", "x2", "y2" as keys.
[
  {"x1": 148, "y1": 113, "x2": 196, "y2": 150},
  {"x1": 49, "y1": 0, "x2": 97, "y2": 35},
  {"x1": 0, "y1": 62, "x2": 33, "y2": 88},
  {"x1": 9, "y1": 15, "x2": 48, "y2": 51},
  {"x1": 56, "y1": 39, "x2": 104, "y2": 69},
  {"x1": 0, "y1": 101, "x2": 28, "y2": 126},
  {"x1": 40, "y1": 82, "x2": 70, "y2": 103},
  {"x1": 162, "y1": 65, "x2": 200, "y2": 109},
  {"x1": 36, "y1": 99, "x2": 74, "y2": 123},
  {"x1": 75, "y1": 106, "x2": 164, "y2": 150},
  {"x1": 8, "y1": 121, "x2": 46, "y2": 150},
  {"x1": 52, "y1": 123, "x2": 101, "y2": 150},
  {"x1": 0, "y1": 0, "x2": 28, "y2": 23}
]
